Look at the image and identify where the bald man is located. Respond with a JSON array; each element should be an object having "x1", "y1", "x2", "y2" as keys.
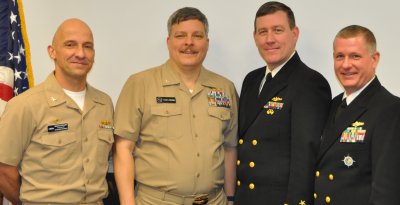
[{"x1": 0, "y1": 18, "x2": 114, "y2": 205}]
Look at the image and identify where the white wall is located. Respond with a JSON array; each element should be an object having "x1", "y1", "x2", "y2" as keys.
[{"x1": 22, "y1": 0, "x2": 400, "y2": 103}]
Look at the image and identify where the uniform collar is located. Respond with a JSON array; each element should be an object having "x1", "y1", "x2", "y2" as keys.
[
  {"x1": 161, "y1": 59, "x2": 218, "y2": 89},
  {"x1": 197, "y1": 67, "x2": 219, "y2": 88},
  {"x1": 161, "y1": 60, "x2": 181, "y2": 86},
  {"x1": 264, "y1": 50, "x2": 296, "y2": 78},
  {"x1": 44, "y1": 72, "x2": 106, "y2": 109},
  {"x1": 343, "y1": 75, "x2": 376, "y2": 106}
]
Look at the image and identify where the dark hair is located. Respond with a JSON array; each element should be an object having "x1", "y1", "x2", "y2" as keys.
[
  {"x1": 335, "y1": 25, "x2": 377, "y2": 53},
  {"x1": 167, "y1": 7, "x2": 209, "y2": 36},
  {"x1": 254, "y1": 1, "x2": 296, "y2": 32}
]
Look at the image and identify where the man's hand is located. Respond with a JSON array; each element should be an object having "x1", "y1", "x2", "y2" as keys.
[{"x1": 0, "y1": 163, "x2": 21, "y2": 205}]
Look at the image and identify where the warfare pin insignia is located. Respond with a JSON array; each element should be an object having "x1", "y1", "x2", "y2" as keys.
[{"x1": 264, "y1": 96, "x2": 284, "y2": 115}]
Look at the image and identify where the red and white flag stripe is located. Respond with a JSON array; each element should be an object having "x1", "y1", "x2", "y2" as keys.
[{"x1": 0, "y1": 66, "x2": 14, "y2": 116}]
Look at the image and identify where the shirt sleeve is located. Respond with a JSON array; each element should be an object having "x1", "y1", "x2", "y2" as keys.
[
  {"x1": 0, "y1": 97, "x2": 34, "y2": 166},
  {"x1": 223, "y1": 82, "x2": 239, "y2": 147},
  {"x1": 114, "y1": 75, "x2": 144, "y2": 142}
]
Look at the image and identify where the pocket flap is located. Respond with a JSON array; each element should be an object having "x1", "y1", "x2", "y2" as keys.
[
  {"x1": 34, "y1": 132, "x2": 77, "y2": 147},
  {"x1": 151, "y1": 105, "x2": 182, "y2": 117},
  {"x1": 98, "y1": 130, "x2": 114, "y2": 144},
  {"x1": 208, "y1": 107, "x2": 231, "y2": 120}
]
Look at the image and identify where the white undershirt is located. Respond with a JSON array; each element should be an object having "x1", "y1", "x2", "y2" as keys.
[
  {"x1": 63, "y1": 89, "x2": 86, "y2": 110},
  {"x1": 342, "y1": 76, "x2": 375, "y2": 106},
  {"x1": 259, "y1": 51, "x2": 295, "y2": 93}
]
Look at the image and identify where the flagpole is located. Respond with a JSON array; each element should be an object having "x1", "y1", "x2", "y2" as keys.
[{"x1": 16, "y1": 0, "x2": 33, "y2": 88}]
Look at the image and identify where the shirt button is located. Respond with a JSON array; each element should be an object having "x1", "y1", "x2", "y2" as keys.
[
  {"x1": 85, "y1": 159, "x2": 89, "y2": 163},
  {"x1": 58, "y1": 139, "x2": 62, "y2": 144},
  {"x1": 196, "y1": 173, "x2": 200, "y2": 178},
  {"x1": 252, "y1": 140, "x2": 257, "y2": 146},
  {"x1": 192, "y1": 114, "x2": 196, "y2": 118},
  {"x1": 84, "y1": 137, "x2": 88, "y2": 142},
  {"x1": 236, "y1": 160, "x2": 240, "y2": 166},
  {"x1": 329, "y1": 174, "x2": 334, "y2": 181},
  {"x1": 249, "y1": 183, "x2": 255, "y2": 190},
  {"x1": 195, "y1": 134, "x2": 198, "y2": 138},
  {"x1": 238, "y1": 139, "x2": 243, "y2": 144},
  {"x1": 249, "y1": 161, "x2": 255, "y2": 168},
  {"x1": 197, "y1": 153, "x2": 200, "y2": 157},
  {"x1": 325, "y1": 196, "x2": 331, "y2": 203},
  {"x1": 316, "y1": 171, "x2": 320, "y2": 177},
  {"x1": 165, "y1": 110, "x2": 169, "y2": 114}
]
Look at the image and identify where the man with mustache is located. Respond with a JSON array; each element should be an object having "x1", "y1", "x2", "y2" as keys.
[
  {"x1": 235, "y1": 1, "x2": 331, "y2": 204},
  {"x1": 113, "y1": 7, "x2": 238, "y2": 205},
  {"x1": 0, "y1": 18, "x2": 114, "y2": 204}
]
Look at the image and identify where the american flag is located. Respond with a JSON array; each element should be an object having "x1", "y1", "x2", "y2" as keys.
[{"x1": 0, "y1": 0, "x2": 33, "y2": 116}]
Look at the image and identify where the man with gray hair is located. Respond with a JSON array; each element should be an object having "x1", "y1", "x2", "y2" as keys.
[{"x1": 113, "y1": 7, "x2": 238, "y2": 205}]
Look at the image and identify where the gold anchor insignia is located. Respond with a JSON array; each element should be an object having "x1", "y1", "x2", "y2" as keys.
[
  {"x1": 299, "y1": 200, "x2": 307, "y2": 205},
  {"x1": 272, "y1": 97, "x2": 282, "y2": 102},
  {"x1": 266, "y1": 109, "x2": 274, "y2": 115},
  {"x1": 352, "y1": 121, "x2": 364, "y2": 127}
]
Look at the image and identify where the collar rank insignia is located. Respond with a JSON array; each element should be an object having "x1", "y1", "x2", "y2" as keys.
[
  {"x1": 208, "y1": 88, "x2": 231, "y2": 108},
  {"x1": 340, "y1": 121, "x2": 366, "y2": 143},
  {"x1": 342, "y1": 154, "x2": 356, "y2": 167},
  {"x1": 99, "y1": 120, "x2": 113, "y2": 129},
  {"x1": 264, "y1": 96, "x2": 284, "y2": 115}
]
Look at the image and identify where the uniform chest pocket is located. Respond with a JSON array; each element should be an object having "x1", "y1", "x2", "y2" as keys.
[
  {"x1": 31, "y1": 131, "x2": 77, "y2": 169},
  {"x1": 207, "y1": 107, "x2": 232, "y2": 142},
  {"x1": 97, "y1": 129, "x2": 114, "y2": 165},
  {"x1": 150, "y1": 105, "x2": 183, "y2": 139},
  {"x1": 208, "y1": 107, "x2": 231, "y2": 121}
]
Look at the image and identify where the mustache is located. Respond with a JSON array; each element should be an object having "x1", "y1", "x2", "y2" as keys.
[{"x1": 181, "y1": 46, "x2": 197, "y2": 53}]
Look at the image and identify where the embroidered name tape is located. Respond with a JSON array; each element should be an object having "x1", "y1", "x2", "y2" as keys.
[
  {"x1": 48, "y1": 123, "x2": 68, "y2": 132},
  {"x1": 156, "y1": 97, "x2": 176, "y2": 103}
]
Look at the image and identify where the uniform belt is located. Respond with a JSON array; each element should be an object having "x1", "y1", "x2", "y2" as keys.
[
  {"x1": 23, "y1": 201, "x2": 103, "y2": 205},
  {"x1": 137, "y1": 183, "x2": 222, "y2": 205}
]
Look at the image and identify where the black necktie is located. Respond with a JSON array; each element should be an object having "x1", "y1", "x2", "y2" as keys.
[
  {"x1": 259, "y1": 72, "x2": 272, "y2": 96},
  {"x1": 265, "y1": 72, "x2": 272, "y2": 84},
  {"x1": 335, "y1": 98, "x2": 347, "y2": 121}
]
